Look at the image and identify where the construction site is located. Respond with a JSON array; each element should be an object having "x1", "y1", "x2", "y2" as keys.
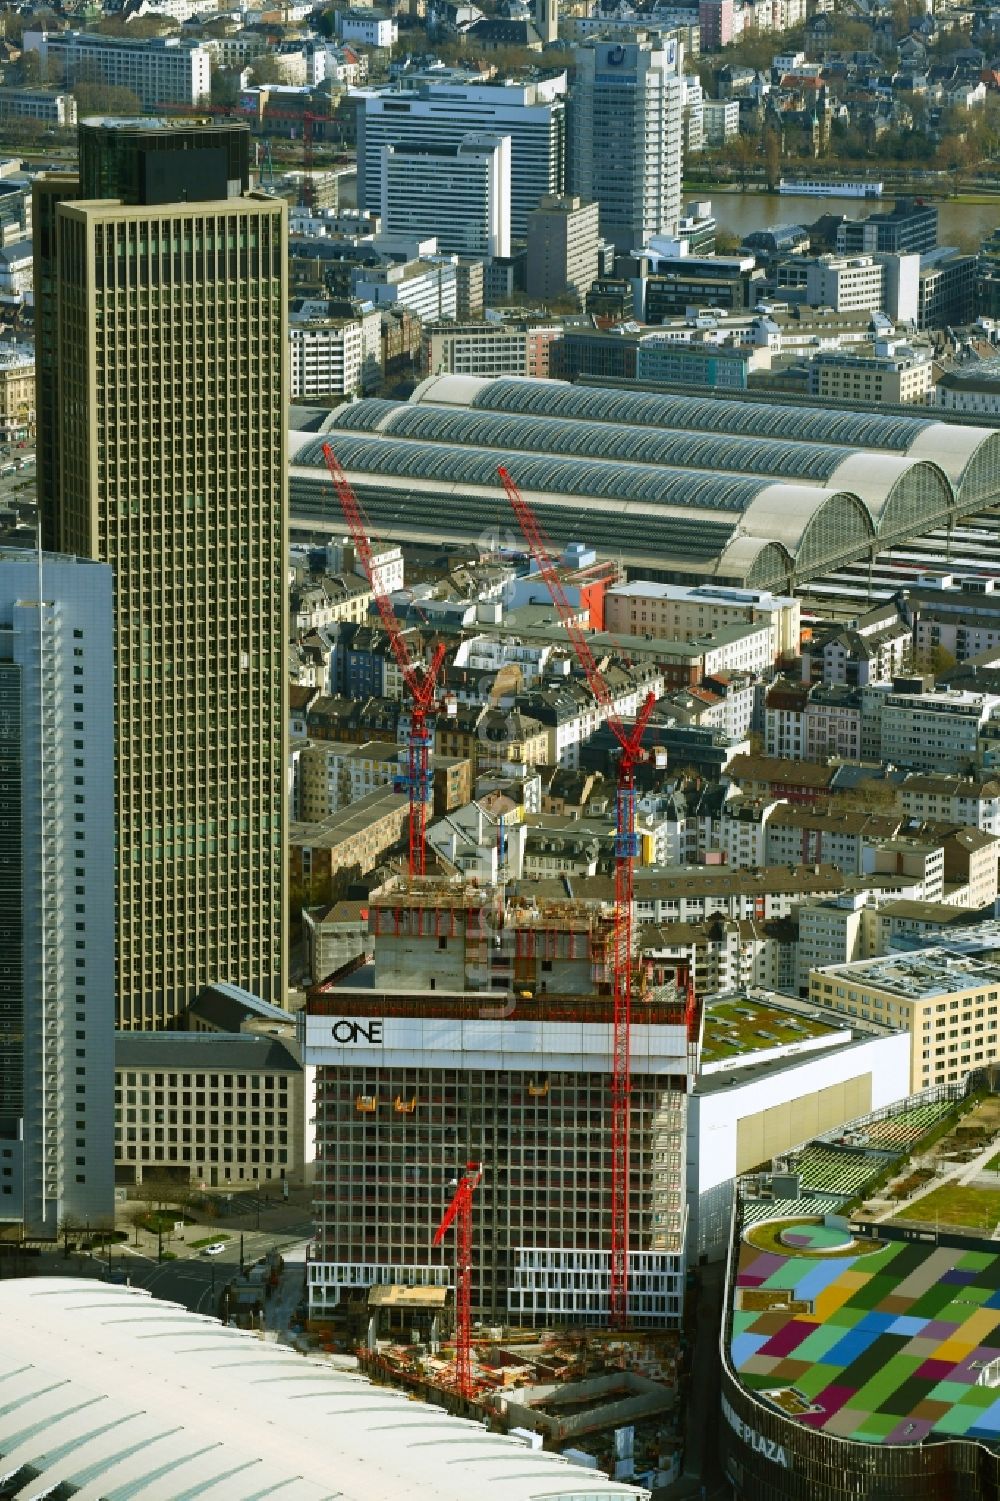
[
  {"x1": 305, "y1": 878, "x2": 692, "y2": 1328},
  {"x1": 305, "y1": 452, "x2": 694, "y2": 1348},
  {"x1": 302, "y1": 873, "x2": 692, "y2": 1488},
  {"x1": 293, "y1": 446, "x2": 927, "y2": 1487}
]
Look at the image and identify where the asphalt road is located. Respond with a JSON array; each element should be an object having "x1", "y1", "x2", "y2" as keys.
[
  {"x1": 17, "y1": 1187, "x2": 314, "y2": 1315},
  {"x1": 94, "y1": 1224, "x2": 311, "y2": 1313}
]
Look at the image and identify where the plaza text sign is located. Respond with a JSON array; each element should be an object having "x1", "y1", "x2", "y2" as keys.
[
  {"x1": 328, "y1": 1019, "x2": 384, "y2": 1045},
  {"x1": 722, "y1": 1394, "x2": 790, "y2": 1468}
]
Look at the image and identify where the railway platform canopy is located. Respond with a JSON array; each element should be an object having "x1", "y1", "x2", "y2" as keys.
[{"x1": 289, "y1": 376, "x2": 1000, "y2": 591}]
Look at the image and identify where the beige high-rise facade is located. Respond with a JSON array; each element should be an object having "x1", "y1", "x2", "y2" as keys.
[
  {"x1": 525, "y1": 193, "x2": 599, "y2": 305},
  {"x1": 36, "y1": 119, "x2": 287, "y2": 1029}
]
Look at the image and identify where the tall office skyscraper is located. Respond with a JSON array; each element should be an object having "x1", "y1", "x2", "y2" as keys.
[
  {"x1": 357, "y1": 79, "x2": 565, "y2": 238},
  {"x1": 569, "y1": 36, "x2": 685, "y2": 254},
  {"x1": 0, "y1": 550, "x2": 115, "y2": 1237},
  {"x1": 35, "y1": 119, "x2": 288, "y2": 1030}
]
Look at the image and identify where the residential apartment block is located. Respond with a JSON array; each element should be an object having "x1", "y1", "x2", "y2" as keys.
[
  {"x1": 357, "y1": 78, "x2": 566, "y2": 237},
  {"x1": 114, "y1": 1031, "x2": 306, "y2": 1187},
  {"x1": 353, "y1": 256, "x2": 458, "y2": 322},
  {"x1": 421, "y1": 319, "x2": 562, "y2": 379},
  {"x1": 0, "y1": 344, "x2": 34, "y2": 443},
  {"x1": 290, "y1": 786, "x2": 410, "y2": 888},
  {"x1": 899, "y1": 774, "x2": 1000, "y2": 836},
  {"x1": 0, "y1": 87, "x2": 76, "y2": 127},
  {"x1": 289, "y1": 302, "x2": 381, "y2": 399},
  {"x1": 525, "y1": 193, "x2": 600, "y2": 304},
  {"x1": 296, "y1": 739, "x2": 400, "y2": 822},
  {"x1": 23, "y1": 31, "x2": 210, "y2": 108},
  {"x1": 570, "y1": 36, "x2": 684, "y2": 252},
  {"x1": 382, "y1": 133, "x2": 511, "y2": 260},
  {"x1": 604, "y1": 581, "x2": 799, "y2": 660},
  {"x1": 808, "y1": 342, "x2": 933, "y2": 405},
  {"x1": 880, "y1": 687, "x2": 1000, "y2": 773}
]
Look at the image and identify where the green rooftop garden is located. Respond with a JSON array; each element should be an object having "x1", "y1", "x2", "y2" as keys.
[{"x1": 700, "y1": 1000, "x2": 838, "y2": 1064}]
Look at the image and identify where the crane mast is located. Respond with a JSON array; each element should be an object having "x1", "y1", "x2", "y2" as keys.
[
  {"x1": 499, "y1": 465, "x2": 655, "y2": 1329},
  {"x1": 323, "y1": 445, "x2": 447, "y2": 875},
  {"x1": 432, "y1": 1162, "x2": 483, "y2": 1399}
]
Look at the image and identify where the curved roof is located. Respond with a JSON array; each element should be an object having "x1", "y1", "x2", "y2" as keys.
[
  {"x1": 299, "y1": 431, "x2": 777, "y2": 514},
  {"x1": 0, "y1": 1279, "x2": 648, "y2": 1501},
  {"x1": 411, "y1": 376, "x2": 1000, "y2": 512},
  {"x1": 295, "y1": 432, "x2": 869, "y2": 580},
  {"x1": 907, "y1": 421, "x2": 1000, "y2": 501},
  {"x1": 824, "y1": 452, "x2": 953, "y2": 540},
  {"x1": 290, "y1": 467, "x2": 740, "y2": 565},
  {"x1": 456, "y1": 376, "x2": 931, "y2": 451},
  {"x1": 334, "y1": 398, "x2": 844, "y2": 482},
  {"x1": 295, "y1": 377, "x2": 1000, "y2": 585},
  {"x1": 329, "y1": 399, "x2": 954, "y2": 538}
]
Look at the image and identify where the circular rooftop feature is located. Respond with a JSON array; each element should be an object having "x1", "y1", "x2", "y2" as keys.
[{"x1": 778, "y1": 1221, "x2": 855, "y2": 1252}]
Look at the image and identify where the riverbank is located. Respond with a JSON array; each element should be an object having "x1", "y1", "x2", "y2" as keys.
[
  {"x1": 682, "y1": 185, "x2": 1000, "y2": 249},
  {"x1": 684, "y1": 178, "x2": 1000, "y2": 203}
]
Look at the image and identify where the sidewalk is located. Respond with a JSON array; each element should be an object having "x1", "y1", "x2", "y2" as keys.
[{"x1": 866, "y1": 1133, "x2": 1000, "y2": 1227}]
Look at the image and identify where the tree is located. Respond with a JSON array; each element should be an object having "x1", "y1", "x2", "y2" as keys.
[
  {"x1": 18, "y1": 51, "x2": 42, "y2": 86},
  {"x1": 3, "y1": 8, "x2": 59, "y2": 44},
  {"x1": 134, "y1": 1175, "x2": 177, "y2": 1217},
  {"x1": 726, "y1": 132, "x2": 760, "y2": 188},
  {"x1": 91, "y1": 1218, "x2": 116, "y2": 1256},
  {"x1": 934, "y1": 132, "x2": 975, "y2": 196},
  {"x1": 715, "y1": 229, "x2": 743, "y2": 255},
  {"x1": 210, "y1": 67, "x2": 241, "y2": 108},
  {"x1": 249, "y1": 55, "x2": 290, "y2": 85},
  {"x1": 73, "y1": 83, "x2": 142, "y2": 117},
  {"x1": 96, "y1": 14, "x2": 178, "y2": 36},
  {"x1": 58, "y1": 1214, "x2": 81, "y2": 1256},
  {"x1": 125, "y1": 1202, "x2": 148, "y2": 1246}
]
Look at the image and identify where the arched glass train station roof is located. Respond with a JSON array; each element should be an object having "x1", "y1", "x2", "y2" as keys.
[
  {"x1": 292, "y1": 428, "x2": 873, "y2": 590},
  {"x1": 412, "y1": 375, "x2": 1000, "y2": 507},
  {"x1": 289, "y1": 374, "x2": 1000, "y2": 589},
  {"x1": 327, "y1": 397, "x2": 955, "y2": 545}
]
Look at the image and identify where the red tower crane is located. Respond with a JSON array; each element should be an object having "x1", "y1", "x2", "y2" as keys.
[
  {"x1": 323, "y1": 445, "x2": 447, "y2": 876},
  {"x1": 498, "y1": 466, "x2": 655, "y2": 1330},
  {"x1": 432, "y1": 1161, "x2": 483, "y2": 1399}
]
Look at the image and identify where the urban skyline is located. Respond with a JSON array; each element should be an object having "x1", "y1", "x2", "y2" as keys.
[{"x1": 3, "y1": 8, "x2": 1000, "y2": 1497}]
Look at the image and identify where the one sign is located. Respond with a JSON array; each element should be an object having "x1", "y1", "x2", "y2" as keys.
[{"x1": 327, "y1": 1018, "x2": 384, "y2": 1046}]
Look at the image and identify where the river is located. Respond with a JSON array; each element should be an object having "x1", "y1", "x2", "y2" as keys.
[{"x1": 704, "y1": 190, "x2": 1000, "y2": 252}]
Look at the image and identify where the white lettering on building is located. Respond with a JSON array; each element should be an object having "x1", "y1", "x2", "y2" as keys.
[{"x1": 722, "y1": 1394, "x2": 790, "y2": 1468}]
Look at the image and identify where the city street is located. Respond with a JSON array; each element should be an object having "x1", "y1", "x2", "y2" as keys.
[
  {"x1": 80, "y1": 1224, "x2": 310, "y2": 1315},
  {"x1": 0, "y1": 1187, "x2": 316, "y2": 1321}
]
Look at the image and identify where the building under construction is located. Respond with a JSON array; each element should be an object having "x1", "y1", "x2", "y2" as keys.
[{"x1": 304, "y1": 877, "x2": 690, "y2": 1329}]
